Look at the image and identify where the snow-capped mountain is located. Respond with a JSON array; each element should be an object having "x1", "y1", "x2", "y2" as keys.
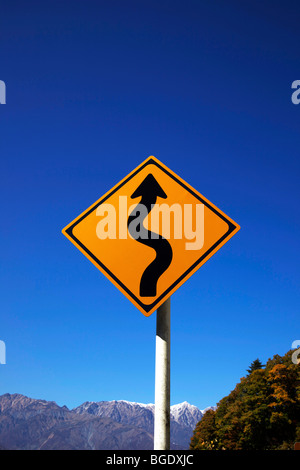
[
  {"x1": 170, "y1": 401, "x2": 204, "y2": 429},
  {"x1": 0, "y1": 394, "x2": 213, "y2": 450},
  {"x1": 73, "y1": 399, "x2": 211, "y2": 449},
  {"x1": 74, "y1": 399, "x2": 209, "y2": 430},
  {"x1": 74, "y1": 400, "x2": 156, "y2": 435}
]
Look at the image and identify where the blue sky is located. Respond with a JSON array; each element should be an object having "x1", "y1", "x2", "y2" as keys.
[{"x1": 0, "y1": 0, "x2": 299, "y2": 410}]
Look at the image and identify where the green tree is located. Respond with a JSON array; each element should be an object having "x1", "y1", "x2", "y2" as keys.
[
  {"x1": 246, "y1": 358, "x2": 265, "y2": 375},
  {"x1": 190, "y1": 350, "x2": 300, "y2": 450},
  {"x1": 267, "y1": 363, "x2": 299, "y2": 447},
  {"x1": 216, "y1": 370, "x2": 271, "y2": 450},
  {"x1": 190, "y1": 409, "x2": 219, "y2": 450}
]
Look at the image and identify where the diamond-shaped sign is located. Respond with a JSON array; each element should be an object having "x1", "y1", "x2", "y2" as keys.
[{"x1": 62, "y1": 156, "x2": 240, "y2": 316}]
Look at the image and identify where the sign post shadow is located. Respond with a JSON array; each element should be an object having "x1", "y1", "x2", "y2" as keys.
[{"x1": 154, "y1": 297, "x2": 171, "y2": 450}]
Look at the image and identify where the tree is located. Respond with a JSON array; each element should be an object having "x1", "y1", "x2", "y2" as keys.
[
  {"x1": 246, "y1": 358, "x2": 265, "y2": 375},
  {"x1": 190, "y1": 409, "x2": 219, "y2": 450},
  {"x1": 190, "y1": 350, "x2": 300, "y2": 450}
]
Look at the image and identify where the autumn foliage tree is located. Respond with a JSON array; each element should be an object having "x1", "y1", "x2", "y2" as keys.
[{"x1": 190, "y1": 350, "x2": 300, "y2": 450}]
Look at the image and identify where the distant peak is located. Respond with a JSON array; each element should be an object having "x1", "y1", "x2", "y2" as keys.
[
  {"x1": 112, "y1": 399, "x2": 155, "y2": 408},
  {"x1": 171, "y1": 401, "x2": 196, "y2": 409}
]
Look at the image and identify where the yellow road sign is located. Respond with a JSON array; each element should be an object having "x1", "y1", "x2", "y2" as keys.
[{"x1": 62, "y1": 156, "x2": 240, "y2": 316}]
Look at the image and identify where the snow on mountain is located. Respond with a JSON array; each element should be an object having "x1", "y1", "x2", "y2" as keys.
[
  {"x1": 170, "y1": 401, "x2": 203, "y2": 429},
  {"x1": 74, "y1": 399, "x2": 208, "y2": 430},
  {"x1": 0, "y1": 393, "x2": 153, "y2": 450},
  {"x1": 0, "y1": 394, "x2": 213, "y2": 450},
  {"x1": 73, "y1": 399, "x2": 207, "y2": 449}
]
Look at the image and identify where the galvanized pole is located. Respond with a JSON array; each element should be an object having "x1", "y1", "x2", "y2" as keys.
[{"x1": 154, "y1": 297, "x2": 170, "y2": 450}]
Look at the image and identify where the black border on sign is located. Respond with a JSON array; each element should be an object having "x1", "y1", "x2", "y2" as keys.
[{"x1": 65, "y1": 158, "x2": 237, "y2": 314}]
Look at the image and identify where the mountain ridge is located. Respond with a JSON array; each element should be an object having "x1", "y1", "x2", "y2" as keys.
[{"x1": 0, "y1": 393, "x2": 212, "y2": 450}]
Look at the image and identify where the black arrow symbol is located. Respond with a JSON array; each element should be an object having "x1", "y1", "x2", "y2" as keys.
[{"x1": 128, "y1": 173, "x2": 173, "y2": 297}]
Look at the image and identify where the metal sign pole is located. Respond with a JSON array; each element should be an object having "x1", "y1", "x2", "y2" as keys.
[{"x1": 154, "y1": 296, "x2": 171, "y2": 450}]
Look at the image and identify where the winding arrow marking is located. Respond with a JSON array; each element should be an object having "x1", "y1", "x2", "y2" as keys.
[{"x1": 127, "y1": 173, "x2": 173, "y2": 297}]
